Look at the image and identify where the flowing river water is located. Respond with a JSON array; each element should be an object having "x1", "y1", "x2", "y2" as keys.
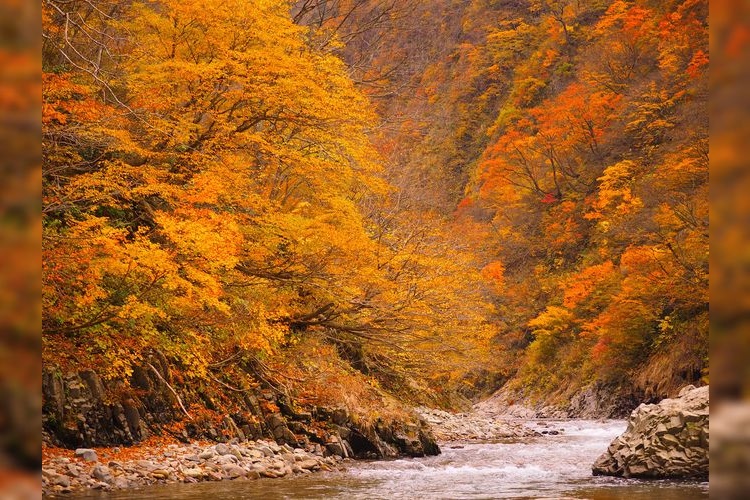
[{"x1": 69, "y1": 420, "x2": 708, "y2": 499}]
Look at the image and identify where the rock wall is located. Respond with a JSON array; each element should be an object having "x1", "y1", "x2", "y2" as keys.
[
  {"x1": 480, "y1": 383, "x2": 647, "y2": 419},
  {"x1": 42, "y1": 354, "x2": 439, "y2": 460},
  {"x1": 592, "y1": 385, "x2": 708, "y2": 479},
  {"x1": 566, "y1": 384, "x2": 647, "y2": 418}
]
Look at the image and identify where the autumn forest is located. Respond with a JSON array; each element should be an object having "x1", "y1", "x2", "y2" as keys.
[{"x1": 43, "y1": 0, "x2": 708, "y2": 437}]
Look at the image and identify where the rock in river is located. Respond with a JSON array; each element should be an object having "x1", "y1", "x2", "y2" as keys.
[{"x1": 592, "y1": 385, "x2": 708, "y2": 479}]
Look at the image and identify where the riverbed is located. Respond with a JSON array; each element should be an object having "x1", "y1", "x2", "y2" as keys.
[{"x1": 64, "y1": 420, "x2": 708, "y2": 499}]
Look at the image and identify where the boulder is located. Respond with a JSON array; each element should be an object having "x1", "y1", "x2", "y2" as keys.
[
  {"x1": 151, "y1": 469, "x2": 170, "y2": 479},
  {"x1": 297, "y1": 458, "x2": 320, "y2": 470},
  {"x1": 265, "y1": 414, "x2": 297, "y2": 446},
  {"x1": 74, "y1": 448, "x2": 98, "y2": 462},
  {"x1": 325, "y1": 436, "x2": 350, "y2": 458},
  {"x1": 592, "y1": 385, "x2": 708, "y2": 479}
]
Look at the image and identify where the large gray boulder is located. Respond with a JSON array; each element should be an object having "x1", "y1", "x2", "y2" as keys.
[{"x1": 592, "y1": 385, "x2": 708, "y2": 479}]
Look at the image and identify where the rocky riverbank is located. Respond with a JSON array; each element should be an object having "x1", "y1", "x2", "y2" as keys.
[
  {"x1": 43, "y1": 355, "x2": 439, "y2": 456},
  {"x1": 42, "y1": 353, "x2": 441, "y2": 495},
  {"x1": 592, "y1": 385, "x2": 708, "y2": 479},
  {"x1": 416, "y1": 407, "x2": 539, "y2": 442},
  {"x1": 42, "y1": 438, "x2": 344, "y2": 496}
]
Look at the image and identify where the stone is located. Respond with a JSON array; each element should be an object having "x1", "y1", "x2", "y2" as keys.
[
  {"x1": 228, "y1": 445, "x2": 244, "y2": 460},
  {"x1": 42, "y1": 468, "x2": 57, "y2": 480},
  {"x1": 294, "y1": 411, "x2": 312, "y2": 422},
  {"x1": 75, "y1": 448, "x2": 98, "y2": 462},
  {"x1": 222, "y1": 465, "x2": 247, "y2": 479},
  {"x1": 325, "y1": 439, "x2": 347, "y2": 458},
  {"x1": 592, "y1": 385, "x2": 708, "y2": 479},
  {"x1": 215, "y1": 443, "x2": 232, "y2": 456},
  {"x1": 678, "y1": 385, "x2": 696, "y2": 397},
  {"x1": 248, "y1": 464, "x2": 267, "y2": 475},
  {"x1": 666, "y1": 415, "x2": 684, "y2": 431},
  {"x1": 334, "y1": 425, "x2": 352, "y2": 440},
  {"x1": 416, "y1": 406, "x2": 534, "y2": 444},
  {"x1": 256, "y1": 445, "x2": 275, "y2": 457},
  {"x1": 660, "y1": 433, "x2": 680, "y2": 446},
  {"x1": 267, "y1": 441, "x2": 282, "y2": 453},
  {"x1": 51, "y1": 473, "x2": 71, "y2": 488},
  {"x1": 680, "y1": 411, "x2": 703, "y2": 423},
  {"x1": 136, "y1": 460, "x2": 155, "y2": 470},
  {"x1": 215, "y1": 454, "x2": 238, "y2": 465},
  {"x1": 222, "y1": 416, "x2": 245, "y2": 441},
  {"x1": 151, "y1": 469, "x2": 170, "y2": 479},
  {"x1": 183, "y1": 467, "x2": 204, "y2": 479},
  {"x1": 297, "y1": 458, "x2": 320, "y2": 470},
  {"x1": 331, "y1": 408, "x2": 349, "y2": 425},
  {"x1": 113, "y1": 477, "x2": 131, "y2": 489},
  {"x1": 626, "y1": 463, "x2": 648, "y2": 476},
  {"x1": 92, "y1": 465, "x2": 113, "y2": 483},
  {"x1": 260, "y1": 468, "x2": 281, "y2": 478}
]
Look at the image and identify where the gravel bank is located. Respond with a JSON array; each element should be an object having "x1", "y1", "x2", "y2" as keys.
[
  {"x1": 416, "y1": 407, "x2": 539, "y2": 442},
  {"x1": 42, "y1": 439, "x2": 343, "y2": 496}
]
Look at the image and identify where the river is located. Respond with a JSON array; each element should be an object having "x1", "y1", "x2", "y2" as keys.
[{"x1": 68, "y1": 420, "x2": 707, "y2": 499}]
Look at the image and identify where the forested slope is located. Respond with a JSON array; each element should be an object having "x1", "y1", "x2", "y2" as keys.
[
  {"x1": 349, "y1": 0, "x2": 708, "y2": 405},
  {"x1": 42, "y1": 0, "x2": 496, "y2": 445},
  {"x1": 42, "y1": 0, "x2": 708, "y2": 444}
]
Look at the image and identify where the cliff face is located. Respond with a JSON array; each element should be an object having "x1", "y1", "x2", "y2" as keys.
[
  {"x1": 475, "y1": 382, "x2": 648, "y2": 420},
  {"x1": 42, "y1": 353, "x2": 439, "y2": 460},
  {"x1": 592, "y1": 385, "x2": 708, "y2": 479}
]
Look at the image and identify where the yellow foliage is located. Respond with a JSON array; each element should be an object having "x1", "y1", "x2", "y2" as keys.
[
  {"x1": 528, "y1": 306, "x2": 574, "y2": 339},
  {"x1": 41, "y1": 0, "x2": 707, "y2": 406}
]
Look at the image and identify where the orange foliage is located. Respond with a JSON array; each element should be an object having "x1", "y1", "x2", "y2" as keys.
[
  {"x1": 563, "y1": 262, "x2": 616, "y2": 310},
  {"x1": 42, "y1": 0, "x2": 498, "y2": 407},
  {"x1": 41, "y1": 0, "x2": 707, "y2": 410},
  {"x1": 466, "y1": 0, "x2": 707, "y2": 394}
]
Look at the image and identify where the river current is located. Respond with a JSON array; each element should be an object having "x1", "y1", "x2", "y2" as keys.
[{"x1": 69, "y1": 420, "x2": 708, "y2": 499}]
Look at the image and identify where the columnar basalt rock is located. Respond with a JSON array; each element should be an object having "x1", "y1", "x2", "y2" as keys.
[
  {"x1": 42, "y1": 356, "x2": 440, "y2": 486},
  {"x1": 592, "y1": 385, "x2": 708, "y2": 479}
]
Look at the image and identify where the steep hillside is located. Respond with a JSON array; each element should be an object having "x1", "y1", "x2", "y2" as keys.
[
  {"x1": 42, "y1": 0, "x2": 499, "y2": 449},
  {"x1": 334, "y1": 0, "x2": 709, "y2": 405},
  {"x1": 42, "y1": 0, "x2": 708, "y2": 451}
]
